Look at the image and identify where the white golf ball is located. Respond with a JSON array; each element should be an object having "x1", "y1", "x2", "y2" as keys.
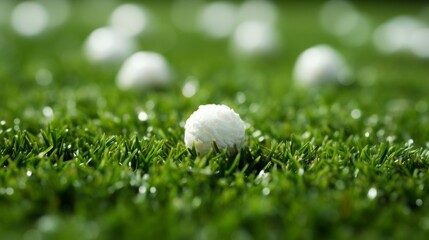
[
  {"x1": 373, "y1": 16, "x2": 426, "y2": 54},
  {"x1": 116, "y1": 51, "x2": 171, "y2": 90},
  {"x1": 293, "y1": 44, "x2": 351, "y2": 86},
  {"x1": 319, "y1": 0, "x2": 371, "y2": 46},
  {"x1": 11, "y1": 1, "x2": 49, "y2": 37},
  {"x1": 237, "y1": 0, "x2": 278, "y2": 24},
  {"x1": 231, "y1": 20, "x2": 278, "y2": 58},
  {"x1": 109, "y1": 3, "x2": 148, "y2": 37},
  {"x1": 84, "y1": 27, "x2": 136, "y2": 65},
  {"x1": 184, "y1": 104, "x2": 246, "y2": 156},
  {"x1": 198, "y1": 2, "x2": 238, "y2": 39}
]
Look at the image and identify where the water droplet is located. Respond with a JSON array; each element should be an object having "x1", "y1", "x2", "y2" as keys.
[
  {"x1": 386, "y1": 135, "x2": 395, "y2": 143},
  {"x1": 26, "y1": 170, "x2": 32, "y2": 177},
  {"x1": 367, "y1": 187, "x2": 377, "y2": 199},
  {"x1": 252, "y1": 130, "x2": 262, "y2": 138},
  {"x1": 235, "y1": 92, "x2": 246, "y2": 104},
  {"x1": 42, "y1": 106, "x2": 54, "y2": 119},
  {"x1": 182, "y1": 78, "x2": 199, "y2": 98},
  {"x1": 143, "y1": 174, "x2": 150, "y2": 181},
  {"x1": 416, "y1": 198, "x2": 423, "y2": 207},
  {"x1": 192, "y1": 197, "x2": 202, "y2": 208},
  {"x1": 351, "y1": 109, "x2": 362, "y2": 119},
  {"x1": 262, "y1": 187, "x2": 270, "y2": 196},
  {"x1": 138, "y1": 186, "x2": 147, "y2": 194},
  {"x1": 5, "y1": 187, "x2": 14, "y2": 195},
  {"x1": 138, "y1": 111, "x2": 148, "y2": 122},
  {"x1": 298, "y1": 168, "x2": 304, "y2": 176}
]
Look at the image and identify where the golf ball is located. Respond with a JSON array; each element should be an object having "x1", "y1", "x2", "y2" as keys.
[
  {"x1": 231, "y1": 20, "x2": 278, "y2": 58},
  {"x1": 84, "y1": 27, "x2": 135, "y2": 65},
  {"x1": 293, "y1": 44, "x2": 351, "y2": 86},
  {"x1": 109, "y1": 3, "x2": 148, "y2": 37},
  {"x1": 11, "y1": 1, "x2": 49, "y2": 37},
  {"x1": 373, "y1": 16, "x2": 426, "y2": 55},
  {"x1": 116, "y1": 51, "x2": 171, "y2": 90},
  {"x1": 198, "y1": 2, "x2": 238, "y2": 39},
  {"x1": 184, "y1": 104, "x2": 246, "y2": 156}
]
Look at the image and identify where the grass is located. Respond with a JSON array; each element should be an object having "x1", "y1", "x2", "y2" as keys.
[{"x1": 1, "y1": 1, "x2": 429, "y2": 239}]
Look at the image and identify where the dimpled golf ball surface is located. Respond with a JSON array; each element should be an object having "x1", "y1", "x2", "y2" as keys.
[{"x1": 185, "y1": 104, "x2": 246, "y2": 155}]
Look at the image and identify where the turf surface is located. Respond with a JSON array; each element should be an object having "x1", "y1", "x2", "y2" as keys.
[{"x1": 1, "y1": 1, "x2": 429, "y2": 239}]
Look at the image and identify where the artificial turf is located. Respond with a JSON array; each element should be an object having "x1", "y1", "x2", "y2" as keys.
[{"x1": 1, "y1": 1, "x2": 429, "y2": 239}]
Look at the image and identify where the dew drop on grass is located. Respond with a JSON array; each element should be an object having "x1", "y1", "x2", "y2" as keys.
[
  {"x1": 149, "y1": 187, "x2": 157, "y2": 197},
  {"x1": 26, "y1": 170, "x2": 32, "y2": 177},
  {"x1": 35, "y1": 68, "x2": 53, "y2": 86},
  {"x1": 367, "y1": 187, "x2": 377, "y2": 199},
  {"x1": 416, "y1": 199, "x2": 423, "y2": 207},
  {"x1": 138, "y1": 186, "x2": 147, "y2": 194},
  {"x1": 143, "y1": 174, "x2": 150, "y2": 181},
  {"x1": 351, "y1": 109, "x2": 361, "y2": 119},
  {"x1": 262, "y1": 187, "x2": 270, "y2": 196},
  {"x1": 138, "y1": 111, "x2": 148, "y2": 122},
  {"x1": 182, "y1": 78, "x2": 199, "y2": 98},
  {"x1": 42, "y1": 106, "x2": 54, "y2": 119},
  {"x1": 192, "y1": 197, "x2": 202, "y2": 208},
  {"x1": 235, "y1": 92, "x2": 246, "y2": 104},
  {"x1": 249, "y1": 103, "x2": 260, "y2": 113},
  {"x1": 386, "y1": 136, "x2": 395, "y2": 143},
  {"x1": 252, "y1": 130, "x2": 262, "y2": 138}
]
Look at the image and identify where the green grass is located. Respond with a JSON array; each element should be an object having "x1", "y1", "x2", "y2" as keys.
[{"x1": 1, "y1": 1, "x2": 429, "y2": 239}]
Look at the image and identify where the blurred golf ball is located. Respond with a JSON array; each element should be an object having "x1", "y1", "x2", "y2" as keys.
[
  {"x1": 231, "y1": 20, "x2": 278, "y2": 58},
  {"x1": 319, "y1": 0, "x2": 371, "y2": 47},
  {"x1": 373, "y1": 16, "x2": 426, "y2": 55},
  {"x1": 184, "y1": 104, "x2": 246, "y2": 156},
  {"x1": 293, "y1": 45, "x2": 351, "y2": 86},
  {"x1": 116, "y1": 51, "x2": 171, "y2": 90},
  {"x1": 237, "y1": 0, "x2": 278, "y2": 24},
  {"x1": 11, "y1": 1, "x2": 49, "y2": 37},
  {"x1": 84, "y1": 27, "x2": 136, "y2": 65},
  {"x1": 109, "y1": 3, "x2": 148, "y2": 37},
  {"x1": 198, "y1": 1, "x2": 238, "y2": 39},
  {"x1": 373, "y1": 16, "x2": 429, "y2": 58}
]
